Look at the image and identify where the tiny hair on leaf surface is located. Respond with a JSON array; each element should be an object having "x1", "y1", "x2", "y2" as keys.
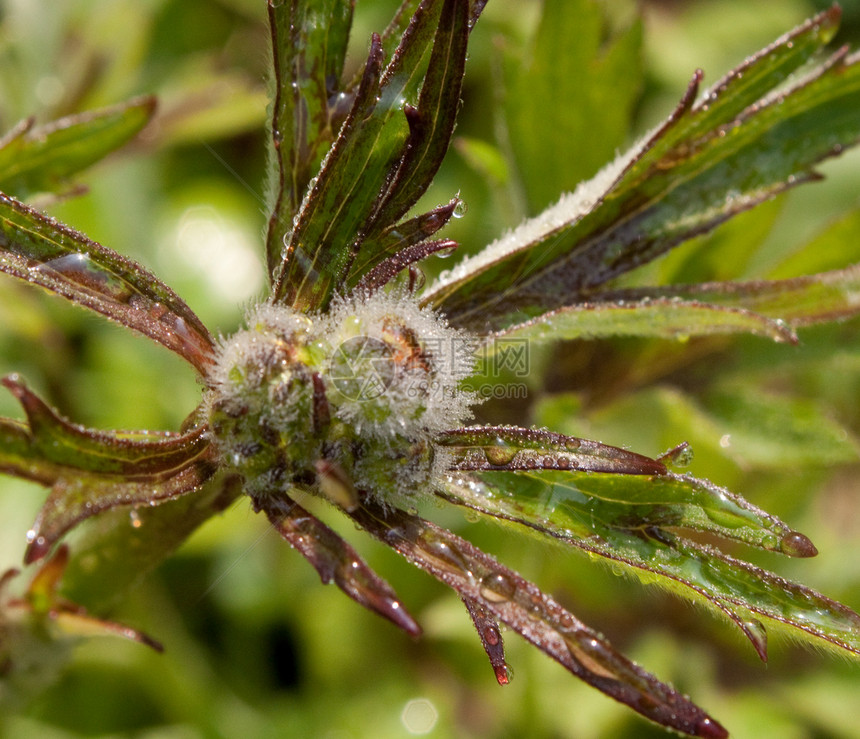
[{"x1": 1, "y1": 1, "x2": 860, "y2": 737}]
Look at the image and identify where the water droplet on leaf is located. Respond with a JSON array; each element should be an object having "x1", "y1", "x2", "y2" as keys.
[
  {"x1": 484, "y1": 445, "x2": 516, "y2": 466},
  {"x1": 479, "y1": 572, "x2": 517, "y2": 603},
  {"x1": 780, "y1": 530, "x2": 817, "y2": 558}
]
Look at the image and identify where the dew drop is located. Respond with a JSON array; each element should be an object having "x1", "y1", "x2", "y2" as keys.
[
  {"x1": 561, "y1": 632, "x2": 617, "y2": 679},
  {"x1": 452, "y1": 200, "x2": 468, "y2": 218},
  {"x1": 483, "y1": 445, "x2": 516, "y2": 466},
  {"x1": 417, "y1": 533, "x2": 472, "y2": 577},
  {"x1": 25, "y1": 529, "x2": 37, "y2": 543},
  {"x1": 464, "y1": 508, "x2": 481, "y2": 523},
  {"x1": 780, "y1": 530, "x2": 818, "y2": 558},
  {"x1": 761, "y1": 534, "x2": 779, "y2": 551},
  {"x1": 129, "y1": 509, "x2": 143, "y2": 529},
  {"x1": 479, "y1": 572, "x2": 517, "y2": 603}
]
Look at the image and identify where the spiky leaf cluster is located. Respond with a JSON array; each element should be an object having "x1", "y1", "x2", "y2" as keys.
[{"x1": 1, "y1": 2, "x2": 860, "y2": 736}]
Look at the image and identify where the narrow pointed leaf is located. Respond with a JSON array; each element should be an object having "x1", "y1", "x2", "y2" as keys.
[
  {"x1": 0, "y1": 97, "x2": 156, "y2": 198},
  {"x1": 596, "y1": 265, "x2": 860, "y2": 329},
  {"x1": 348, "y1": 501, "x2": 726, "y2": 738},
  {"x1": 486, "y1": 297, "x2": 797, "y2": 346},
  {"x1": 357, "y1": 238, "x2": 456, "y2": 291},
  {"x1": 272, "y1": 0, "x2": 471, "y2": 311},
  {"x1": 462, "y1": 596, "x2": 509, "y2": 685},
  {"x1": 0, "y1": 195, "x2": 216, "y2": 374},
  {"x1": 271, "y1": 32, "x2": 394, "y2": 309},
  {"x1": 60, "y1": 473, "x2": 243, "y2": 611},
  {"x1": 2, "y1": 376, "x2": 211, "y2": 476},
  {"x1": 439, "y1": 451, "x2": 807, "y2": 553},
  {"x1": 258, "y1": 495, "x2": 421, "y2": 636},
  {"x1": 25, "y1": 451, "x2": 219, "y2": 564},
  {"x1": 438, "y1": 425, "x2": 667, "y2": 475},
  {"x1": 265, "y1": 0, "x2": 355, "y2": 277},
  {"x1": 438, "y1": 472, "x2": 860, "y2": 658},
  {"x1": 0, "y1": 387, "x2": 219, "y2": 564},
  {"x1": 358, "y1": 0, "x2": 468, "y2": 237},
  {"x1": 425, "y1": 8, "x2": 860, "y2": 330},
  {"x1": 348, "y1": 197, "x2": 459, "y2": 286},
  {"x1": 5, "y1": 546, "x2": 163, "y2": 651}
]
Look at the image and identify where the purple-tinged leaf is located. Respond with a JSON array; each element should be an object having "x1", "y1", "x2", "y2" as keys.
[
  {"x1": 2, "y1": 376, "x2": 211, "y2": 476},
  {"x1": 360, "y1": 0, "x2": 469, "y2": 236},
  {"x1": 25, "y1": 448, "x2": 218, "y2": 564},
  {"x1": 60, "y1": 474, "x2": 243, "y2": 611},
  {"x1": 462, "y1": 596, "x2": 509, "y2": 685},
  {"x1": 348, "y1": 197, "x2": 459, "y2": 286},
  {"x1": 272, "y1": 0, "x2": 472, "y2": 311},
  {"x1": 357, "y1": 239, "x2": 457, "y2": 292},
  {"x1": 257, "y1": 495, "x2": 421, "y2": 636},
  {"x1": 4, "y1": 546, "x2": 163, "y2": 651},
  {"x1": 438, "y1": 425, "x2": 667, "y2": 475},
  {"x1": 265, "y1": 0, "x2": 355, "y2": 278},
  {"x1": 0, "y1": 195, "x2": 216, "y2": 374},
  {"x1": 348, "y1": 501, "x2": 726, "y2": 738},
  {"x1": 271, "y1": 32, "x2": 391, "y2": 310}
]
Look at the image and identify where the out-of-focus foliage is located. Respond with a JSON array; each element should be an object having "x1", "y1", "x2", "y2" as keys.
[{"x1": 1, "y1": 1, "x2": 859, "y2": 737}]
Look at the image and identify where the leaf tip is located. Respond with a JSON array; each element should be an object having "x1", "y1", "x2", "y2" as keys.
[
  {"x1": 780, "y1": 530, "x2": 818, "y2": 558},
  {"x1": 695, "y1": 716, "x2": 729, "y2": 739}
]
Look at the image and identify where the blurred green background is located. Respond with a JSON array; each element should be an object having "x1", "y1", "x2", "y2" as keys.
[{"x1": 2, "y1": 0, "x2": 860, "y2": 737}]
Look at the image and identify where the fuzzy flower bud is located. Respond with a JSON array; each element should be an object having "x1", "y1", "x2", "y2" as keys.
[{"x1": 204, "y1": 291, "x2": 478, "y2": 505}]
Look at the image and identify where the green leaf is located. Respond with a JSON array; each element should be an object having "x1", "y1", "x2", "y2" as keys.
[
  {"x1": 265, "y1": 0, "x2": 355, "y2": 278},
  {"x1": 24, "y1": 454, "x2": 218, "y2": 565},
  {"x1": 348, "y1": 500, "x2": 728, "y2": 738},
  {"x1": 487, "y1": 297, "x2": 797, "y2": 345},
  {"x1": 0, "y1": 379, "x2": 218, "y2": 564},
  {"x1": 438, "y1": 471, "x2": 860, "y2": 660},
  {"x1": 356, "y1": 0, "x2": 468, "y2": 238},
  {"x1": 768, "y1": 208, "x2": 860, "y2": 278},
  {"x1": 0, "y1": 97, "x2": 156, "y2": 198},
  {"x1": 60, "y1": 473, "x2": 243, "y2": 612},
  {"x1": 704, "y1": 384, "x2": 859, "y2": 467},
  {"x1": 0, "y1": 195, "x2": 216, "y2": 374},
  {"x1": 1, "y1": 376, "x2": 212, "y2": 476},
  {"x1": 271, "y1": 0, "x2": 471, "y2": 311},
  {"x1": 597, "y1": 265, "x2": 860, "y2": 330},
  {"x1": 425, "y1": 8, "x2": 860, "y2": 330},
  {"x1": 504, "y1": 0, "x2": 643, "y2": 214}
]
